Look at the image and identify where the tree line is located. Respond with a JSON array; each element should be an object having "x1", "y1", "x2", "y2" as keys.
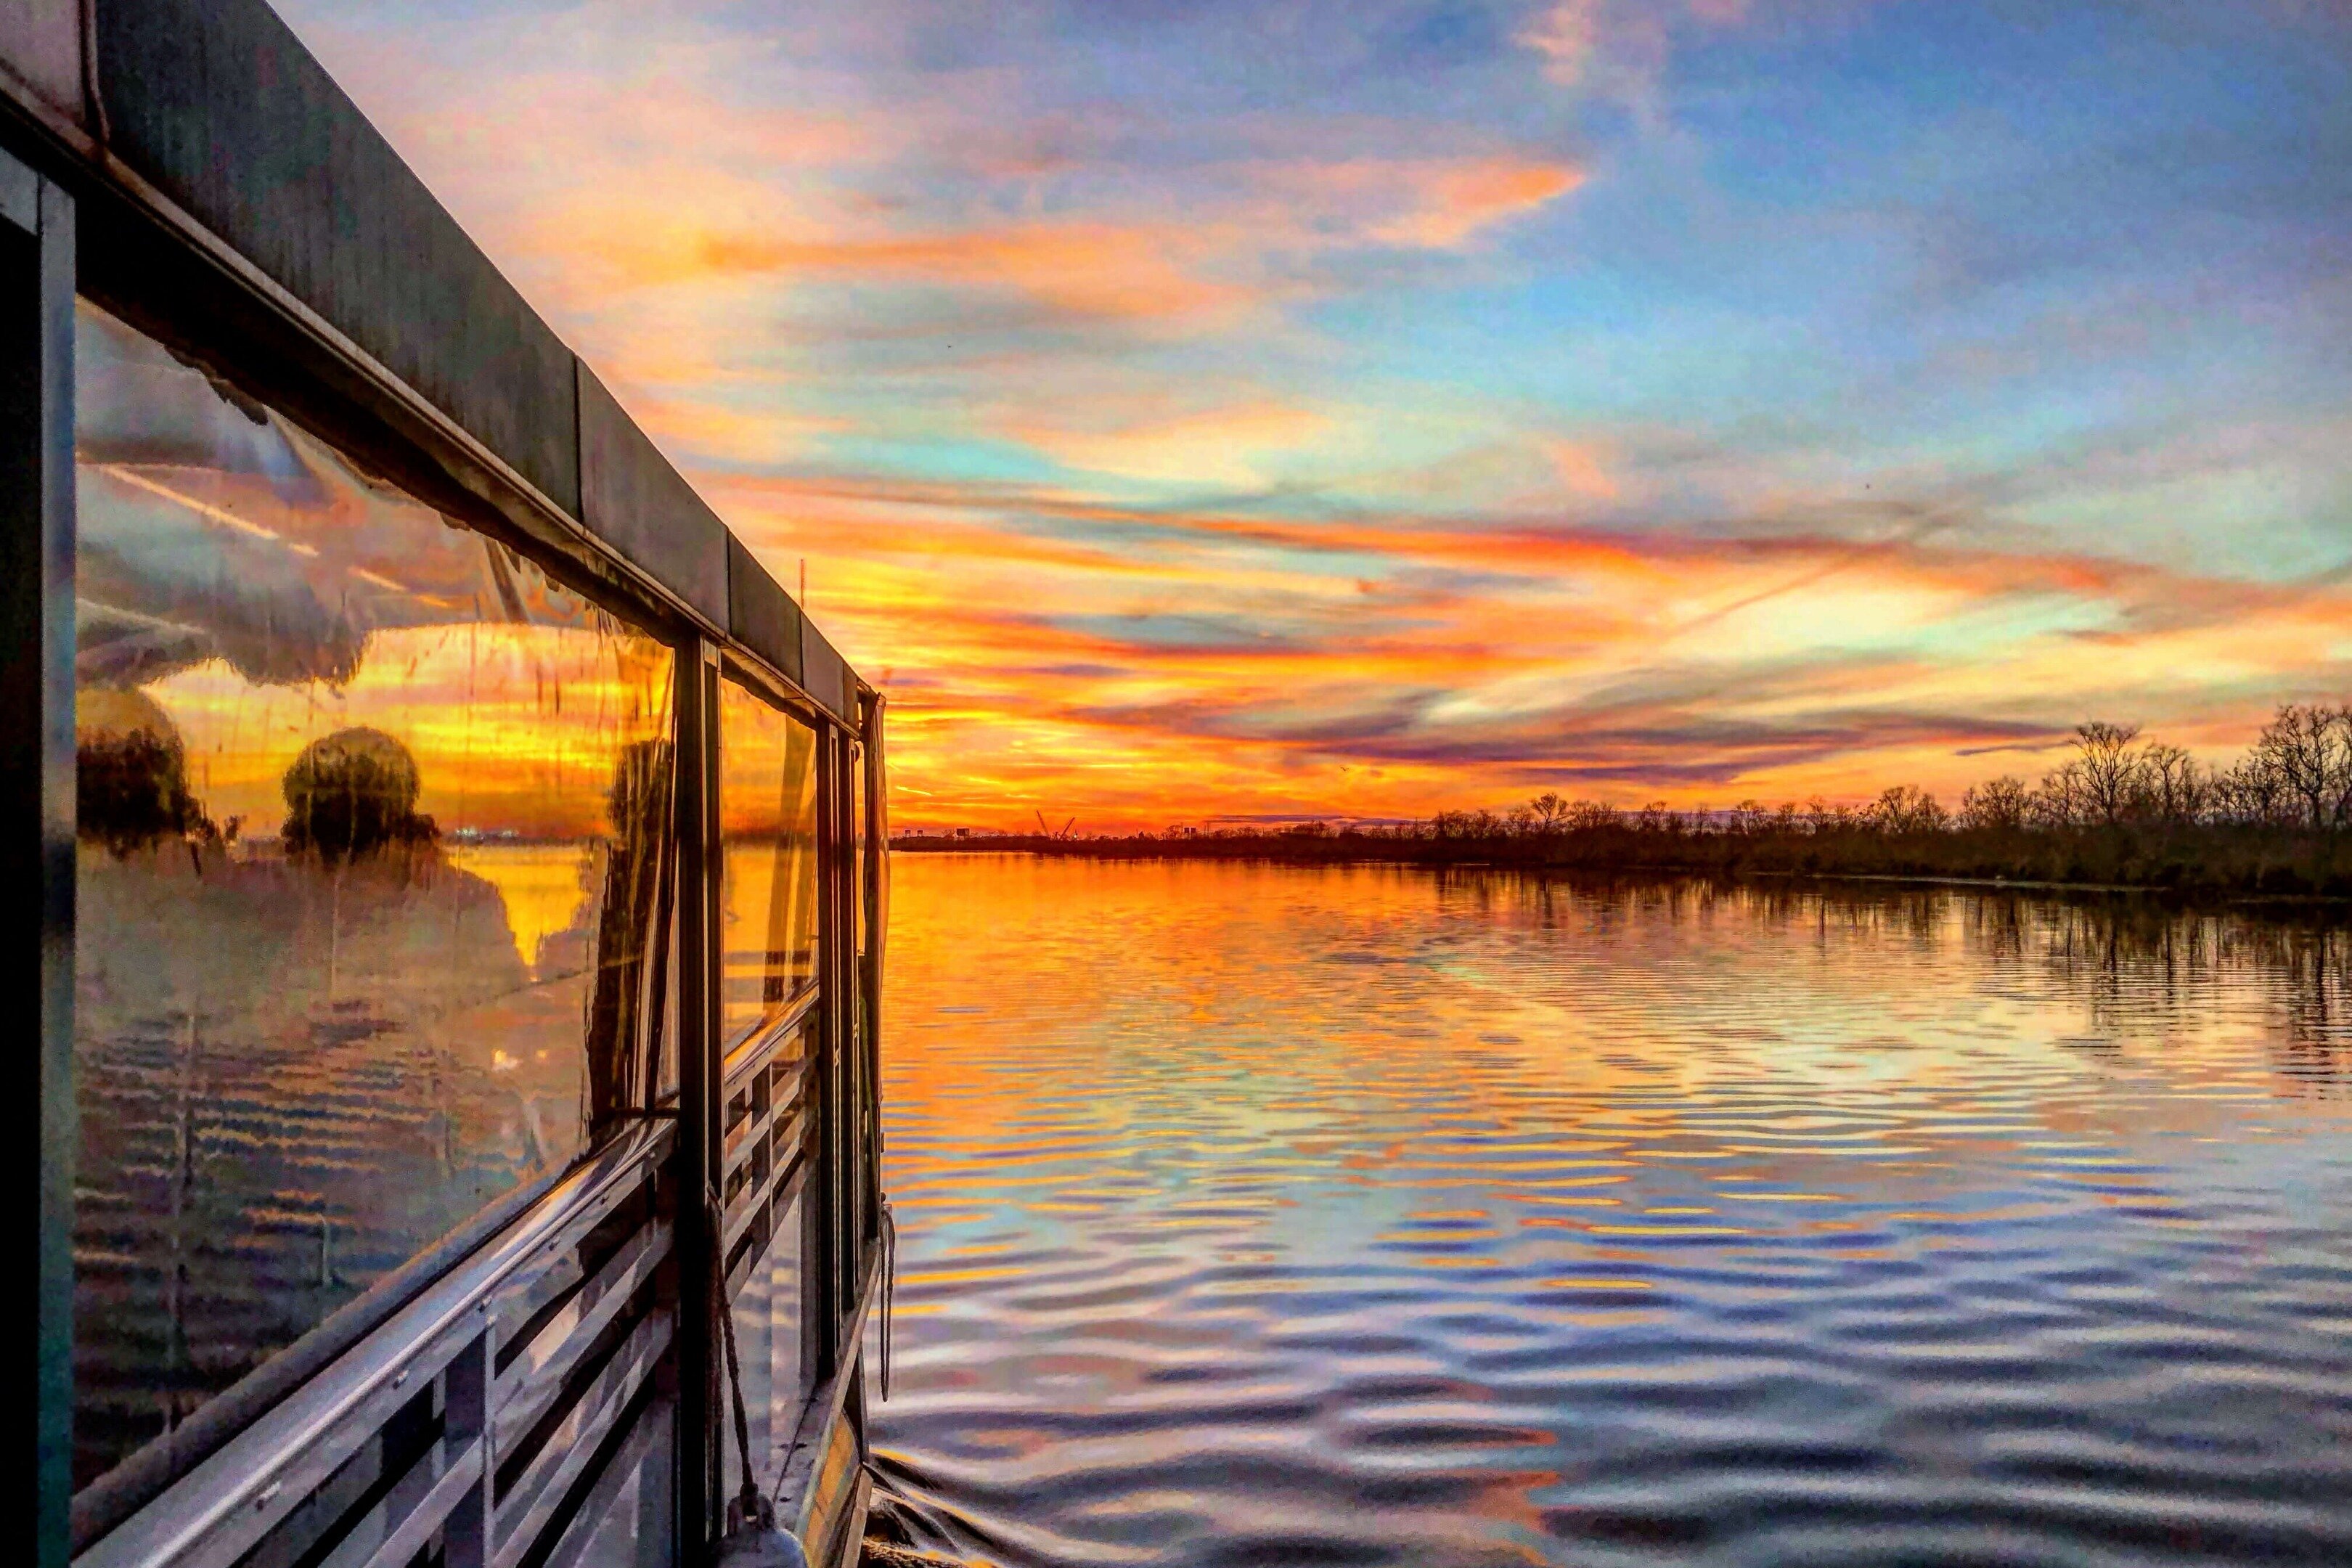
[{"x1": 902, "y1": 704, "x2": 2352, "y2": 897}]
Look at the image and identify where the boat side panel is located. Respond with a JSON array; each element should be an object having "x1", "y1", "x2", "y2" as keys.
[
  {"x1": 578, "y1": 364, "x2": 729, "y2": 629},
  {"x1": 0, "y1": 0, "x2": 85, "y2": 127},
  {"x1": 91, "y1": 0, "x2": 582, "y2": 518}
]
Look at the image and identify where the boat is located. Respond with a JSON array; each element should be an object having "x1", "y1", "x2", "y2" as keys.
[{"x1": 4, "y1": 5, "x2": 893, "y2": 1565}]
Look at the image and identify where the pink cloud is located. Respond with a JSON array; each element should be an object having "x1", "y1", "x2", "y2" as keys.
[{"x1": 1518, "y1": 0, "x2": 1767, "y2": 102}]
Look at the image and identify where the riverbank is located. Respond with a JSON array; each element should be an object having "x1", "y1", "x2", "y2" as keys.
[{"x1": 892, "y1": 826, "x2": 2352, "y2": 902}]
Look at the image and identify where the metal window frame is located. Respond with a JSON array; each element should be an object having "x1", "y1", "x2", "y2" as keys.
[
  {"x1": 674, "y1": 641, "x2": 722, "y2": 1558},
  {"x1": 710, "y1": 667, "x2": 870, "y2": 1485},
  {"x1": 3, "y1": 134, "x2": 80, "y2": 1568}
]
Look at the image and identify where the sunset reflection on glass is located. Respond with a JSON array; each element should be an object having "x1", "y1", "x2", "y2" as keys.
[
  {"x1": 718, "y1": 678, "x2": 820, "y2": 1048},
  {"x1": 870, "y1": 857, "x2": 2352, "y2": 1567},
  {"x1": 71, "y1": 302, "x2": 675, "y2": 1490}
]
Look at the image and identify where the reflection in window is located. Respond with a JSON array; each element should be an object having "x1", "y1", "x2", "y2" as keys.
[
  {"x1": 718, "y1": 679, "x2": 818, "y2": 1049},
  {"x1": 852, "y1": 741, "x2": 867, "y2": 959},
  {"x1": 70, "y1": 302, "x2": 676, "y2": 1490}
]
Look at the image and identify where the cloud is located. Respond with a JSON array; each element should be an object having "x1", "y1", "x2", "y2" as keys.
[
  {"x1": 1516, "y1": 0, "x2": 1757, "y2": 101},
  {"x1": 1273, "y1": 155, "x2": 1587, "y2": 248},
  {"x1": 690, "y1": 462, "x2": 2352, "y2": 826},
  {"x1": 503, "y1": 152, "x2": 1580, "y2": 335},
  {"x1": 1003, "y1": 401, "x2": 1336, "y2": 486},
  {"x1": 703, "y1": 222, "x2": 1256, "y2": 324},
  {"x1": 271, "y1": 0, "x2": 2352, "y2": 829},
  {"x1": 1520, "y1": 0, "x2": 1610, "y2": 86}
]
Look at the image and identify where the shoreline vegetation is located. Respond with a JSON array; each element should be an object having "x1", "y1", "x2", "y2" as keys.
[{"x1": 895, "y1": 706, "x2": 2352, "y2": 900}]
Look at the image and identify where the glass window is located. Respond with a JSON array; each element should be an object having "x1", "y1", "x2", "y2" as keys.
[
  {"x1": 71, "y1": 301, "x2": 677, "y2": 1491},
  {"x1": 852, "y1": 741, "x2": 867, "y2": 960},
  {"x1": 717, "y1": 678, "x2": 818, "y2": 1049}
]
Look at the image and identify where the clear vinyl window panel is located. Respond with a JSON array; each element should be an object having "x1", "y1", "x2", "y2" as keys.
[
  {"x1": 717, "y1": 677, "x2": 818, "y2": 1049},
  {"x1": 724, "y1": 1186, "x2": 806, "y2": 1506},
  {"x1": 70, "y1": 301, "x2": 677, "y2": 1492}
]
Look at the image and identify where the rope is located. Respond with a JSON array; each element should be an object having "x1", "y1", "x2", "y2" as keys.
[
  {"x1": 708, "y1": 1181, "x2": 767, "y2": 1528},
  {"x1": 79, "y1": 0, "x2": 113, "y2": 144},
  {"x1": 879, "y1": 1203, "x2": 894, "y2": 1400}
]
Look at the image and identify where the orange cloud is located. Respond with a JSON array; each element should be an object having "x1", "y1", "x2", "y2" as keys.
[
  {"x1": 697, "y1": 223, "x2": 1252, "y2": 323},
  {"x1": 515, "y1": 152, "x2": 1579, "y2": 332},
  {"x1": 682, "y1": 468, "x2": 2352, "y2": 830},
  {"x1": 1003, "y1": 401, "x2": 1336, "y2": 485},
  {"x1": 1257, "y1": 155, "x2": 1586, "y2": 249}
]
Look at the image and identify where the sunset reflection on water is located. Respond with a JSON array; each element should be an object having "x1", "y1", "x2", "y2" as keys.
[{"x1": 869, "y1": 855, "x2": 2352, "y2": 1568}]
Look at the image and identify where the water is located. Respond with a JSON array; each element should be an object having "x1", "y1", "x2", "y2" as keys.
[{"x1": 866, "y1": 855, "x2": 2352, "y2": 1568}]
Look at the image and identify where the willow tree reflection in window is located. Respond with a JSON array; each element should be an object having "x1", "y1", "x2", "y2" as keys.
[
  {"x1": 70, "y1": 302, "x2": 677, "y2": 1491},
  {"x1": 717, "y1": 678, "x2": 818, "y2": 1049}
]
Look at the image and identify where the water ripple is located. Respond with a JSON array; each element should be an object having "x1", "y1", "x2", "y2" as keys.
[{"x1": 867, "y1": 859, "x2": 2352, "y2": 1567}]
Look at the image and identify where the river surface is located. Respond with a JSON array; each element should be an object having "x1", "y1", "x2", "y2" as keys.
[{"x1": 865, "y1": 854, "x2": 2352, "y2": 1568}]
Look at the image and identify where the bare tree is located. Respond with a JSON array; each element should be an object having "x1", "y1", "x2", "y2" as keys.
[
  {"x1": 1527, "y1": 792, "x2": 1570, "y2": 833},
  {"x1": 1959, "y1": 775, "x2": 2030, "y2": 831},
  {"x1": 2216, "y1": 755, "x2": 2287, "y2": 826},
  {"x1": 2251, "y1": 703, "x2": 2351, "y2": 832},
  {"x1": 2033, "y1": 760, "x2": 2086, "y2": 828},
  {"x1": 1567, "y1": 800, "x2": 1621, "y2": 831},
  {"x1": 2140, "y1": 743, "x2": 2206, "y2": 825},
  {"x1": 1872, "y1": 785, "x2": 1948, "y2": 835},
  {"x1": 2067, "y1": 722, "x2": 2145, "y2": 828},
  {"x1": 2330, "y1": 705, "x2": 2352, "y2": 829}
]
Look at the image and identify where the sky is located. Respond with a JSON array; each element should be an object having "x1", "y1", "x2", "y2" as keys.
[{"x1": 279, "y1": 0, "x2": 2352, "y2": 830}]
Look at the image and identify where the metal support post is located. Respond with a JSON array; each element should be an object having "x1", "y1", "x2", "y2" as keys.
[
  {"x1": 674, "y1": 640, "x2": 722, "y2": 1561},
  {"x1": 1, "y1": 141, "x2": 77, "y2": 1568}
]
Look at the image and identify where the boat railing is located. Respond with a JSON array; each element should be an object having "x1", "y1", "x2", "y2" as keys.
[
  {"x1": 75, "y1": 1123, "x2": 679, "y2": 1568},
  {"x1": 722, "y1": 1000, "x2": 818, "y2": 1295}
]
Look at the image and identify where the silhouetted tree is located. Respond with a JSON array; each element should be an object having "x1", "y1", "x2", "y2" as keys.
[
  {"x1": 2141, "y1": 743, "x2": 2206, "y2": 825},
  {"x1": 1959, "y1": 775, "x2": 2030, "y2": 832},
  {"x1": 76, "y1": 687, "x2": 213, "y2": 855},
  {"x1": 282, "y1": 727, "x2": 437, "y2": 862},
  {"x1": 2253, "y1": 703, "x2": 2352, "y2": 833},
  {"x1": 1872, "y1": 785, "x2": 1947, "y2": 835},
  {"x1": 2066, "y1": 722, "x2": 2145, "y2": 829}
]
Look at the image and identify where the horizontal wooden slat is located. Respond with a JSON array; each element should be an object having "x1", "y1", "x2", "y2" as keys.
[
  {"x1": 721, "y1": 995, "x2": 816, "y2": 1102},
  {"x1": 725, "y1": 1157, "x2": 808, "y2": 1302},
  {"x1": 724, "y1": 1088, "x2": 804, "y2": 1193},
  {"x1": 323, "y1": 1437, "x2": 482, "y2": 1568},
  {"x1": 492, "y1": 1310, "x2": 670, "y2": 1568},
  {"x1": 536, "y1": 1396, "x2": 674, "y2": 1568},
  {"x1": 724, "y1": 1131, "x2": 805, "y2": 1262},
  {"x1": 494, "y1": 1220, "x2": 669, "y2": 1459},
  {"x1": 486, "y1": 1138, "x2": 670, "y2": 1376}
]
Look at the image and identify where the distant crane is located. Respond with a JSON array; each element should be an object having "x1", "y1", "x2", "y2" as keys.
[{"x1": 1033, "y1": 811, "x2": 1077, "y2": 841}]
